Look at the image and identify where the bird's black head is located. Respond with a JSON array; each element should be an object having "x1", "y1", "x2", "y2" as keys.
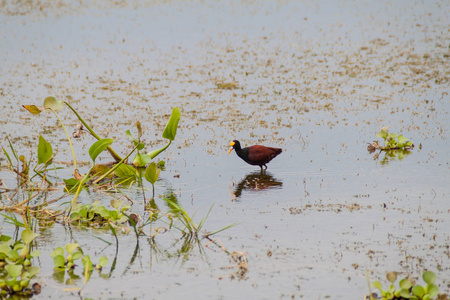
[{"x1": 227, "y1": 140, "x2": 242, "y2": 154}]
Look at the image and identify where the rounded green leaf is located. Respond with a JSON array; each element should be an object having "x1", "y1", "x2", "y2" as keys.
[
  {"x1": 89, "y1": 138, "x2": 114, "y2": 162},
  {"x1": 412, "y1": 285, "x2": 425, "y2": 297},
  {"x1": 26, "y1": 266, "x2": 40, "y2": 277},
  {"x1": 426, "y1": 283, "x2": 439, "y2": 297},
  {"x1": 50, "y1": 247, "x2": 64, "y2": 258},
  {"x1": 65, "y1": 243, "x2": 79, "y2": 254},
  {"x1": 72, "y1": 252, "x2": 83, "y2": 261},
  {"x1": 98, "y1": 256, "x2": 108, "y2": 267},
  {"x1": 398, "y1": 288, "x2": 411, "y2": 298},
  {"x1": 399, "y1": 278, "x2": 412, "y2": 289},
  {"x1": 43, "y1": 96, "x2": 63, "y2": 111},
  {"x1": 372, "y1": 280, "x2": 383, "y2": 290},
  {"x1": 53, "y1": 255, "x2": 65, "y2": 268},
  {"x1": 7, "y1": 249, "x2": 19, "y2": 261},
  {"x1": 423, "y1": 295, "x2": 430, "y2": 300},
  {"x1": 5, "y1": 265, "x2": 23, "y2": 278},
  {"x1": 162, "y1": 107, "x2": 180, "y2": 141},
  {"x1": 397, "y1": 135, "x2": 409, "y2": 145},
  {"x1": 21, "y1": 229, "x2": 39, "y2": 245},
  {"x1": 376, "y1": 129, "x2": 388, "y2": 139},
  {"x1": 422, "y1": 271, "x2": 436, "y2": 284}
]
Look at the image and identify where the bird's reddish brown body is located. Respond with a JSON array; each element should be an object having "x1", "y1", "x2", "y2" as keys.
[{"x1": 228, "y1": 140, "x2": 282, "y2": 170}]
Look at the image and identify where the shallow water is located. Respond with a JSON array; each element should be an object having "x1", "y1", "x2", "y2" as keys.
[{"x1": 1, "y1": 0, "x2": 449, "y2": 299}]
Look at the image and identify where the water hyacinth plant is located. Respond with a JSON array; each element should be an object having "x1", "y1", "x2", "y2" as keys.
[
  {"x1": 369, "y1": 271, "x2": 441, "y2": 300},
  {"x1": 0, "y1": 230, "x2": 41, "y2": 297},
  {"x1": 368, "y1": 127, "x2": 414, "y2": 152}
]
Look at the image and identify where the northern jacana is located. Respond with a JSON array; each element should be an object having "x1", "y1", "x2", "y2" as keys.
[{"x1": 227, "y1": 140, "x2": 282, "y2": 170}]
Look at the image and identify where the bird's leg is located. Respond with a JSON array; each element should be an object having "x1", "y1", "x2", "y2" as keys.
[{"x1": 263, "y1": 164, "x2": 267, "y2": 170}]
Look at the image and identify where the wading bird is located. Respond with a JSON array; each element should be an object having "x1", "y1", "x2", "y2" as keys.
[{"x1": 227, "y1": 140, "x2": 282, "y2": 171}]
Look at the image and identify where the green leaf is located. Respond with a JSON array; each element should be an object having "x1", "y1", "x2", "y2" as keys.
[
  {"x1": 371, "y1": 281, "x2": 383, "y2": 290},
  {"x1": 66, "y1": 243, "x2": 79, "y2": 254},
  {"x1": 399, "y1": 278, "x2": 412, "y2": 290},
  {"x1": 82, "y1": 255, "x2": 94, "y2": 272},
  {"x1": 30, "y1": 250, "x2": 41, "y2": 258},
  {"x1": 37, "y1": 135, "x2": 53, "y2": 165},
  {"x1": 422, "y1": 271, "x2": 436, "y2": 284},
  {"x1": 22, "y1": 105, "x2": 44, "y2": 115},
  {"x1": 125, "y1": 130, "x2": 134, "y2": 141},
  {"x1": 21, "y1": 229, "x2": 39, "y2": 245},
  {"x1": 423, "y1": 294, "x2": 431, "y2": 300},
  {"x1": 64, "y1": 178, "x2": 81, "y2": 192},
  {"x1": 397, "y1": 135, "x2": 409, "y2": 146},
  {"x1": 43, "y1": 96, "x2": 63, "y2": 111},
  {"x1": 126, "y1": 130, "x2": 145, "y2": 150},
  {"x1": 89, "y1": 138, "x2": 114, "y2": 162},
  {"x1": 7, "y1": 249, "x2": 19, "y2": 261},
  {"x1": 114, "y1": 164, "x2": 137, "y2": 177},
  {"x1": 426, "y1": 283, "x2": 439, "y2": 297},
  {"x1": 412, "y1": 285, "x2": 425, "y2": 297},
  {"x1": 50, "y1": 247, "x2": 64, "y2": 258},
  {"x1": 132, "y1": 152, "x2": 152, "y2": 167},
  {"x1": 98, "y1": 256, "x2": 108, "y2": 267},
  {"x1": 376, "y1": 129, "x2": 388, "y2": 139},
  {"x1": 146, "y1": 141, "x2": 171, "y2": 160},
  {"x1": 72, "y1": 252, "x2": 83, "y2": 260},
  {"x1": 5, "y1": 265, "x2": 22, "y2": 278},
  {"x1": 398, "y1": 288, "x2": 411, "y2": 298},
  {"x1": 144, "y1": 162, "x2": 160, "y2": 184},
  {"x1": 0, "y1": 235, "x2": 12, "y2": 242},
  {"x1": 53, "y1": 255, "x2": 65, "y2": 268},
  {"x1": 27, "y1": 266, "x2": 40, "y2": 277},
  {"x1": 387, "y1": 132, "x2": 398, "y2": 140},
  {"x1": 162, "y1": 107, "x2": 181, "y2": 141}
]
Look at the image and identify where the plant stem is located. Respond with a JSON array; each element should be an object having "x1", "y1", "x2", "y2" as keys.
[
  {"x1": 49, "y1": 108, "x2": 78, "y2": 174},
  {"x1": 64, "y1": 101, "x2": 123, "y2": 162}
]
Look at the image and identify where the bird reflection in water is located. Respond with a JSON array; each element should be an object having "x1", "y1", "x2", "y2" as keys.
[{"x1": 232, "y1": 171, "x2": 283, "y2": 198}]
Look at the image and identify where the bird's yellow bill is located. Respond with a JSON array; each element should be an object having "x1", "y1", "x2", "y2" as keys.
[{"x1": 227, "y1": 141, "x2": 235, "y2": 154}]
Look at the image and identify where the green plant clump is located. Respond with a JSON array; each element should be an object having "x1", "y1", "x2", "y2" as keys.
[
  {"x1": 371, "y1": 271, "x2": 440, "y2": 300},
  {"x1": 368, "y1": 127, "x2": 414, "y2": 152},
  {"x1": 51, "y1": 243, "x2": 108, "y2": 285},
  {"x1": 70, "y1": 200, "x2": 131, "y2": 227},
  {"x1": 0, "y1": 230, "x2": 41, "y2": 297}
]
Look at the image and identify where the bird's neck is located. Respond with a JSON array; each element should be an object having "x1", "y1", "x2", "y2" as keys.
[{"x1": 236, "y1": 147, "x2": 249, "y2": 160}]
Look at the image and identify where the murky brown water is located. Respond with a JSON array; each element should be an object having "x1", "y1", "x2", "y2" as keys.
[{"x1": 1, "y1": 0, "x2": 449, "y2": 299}]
